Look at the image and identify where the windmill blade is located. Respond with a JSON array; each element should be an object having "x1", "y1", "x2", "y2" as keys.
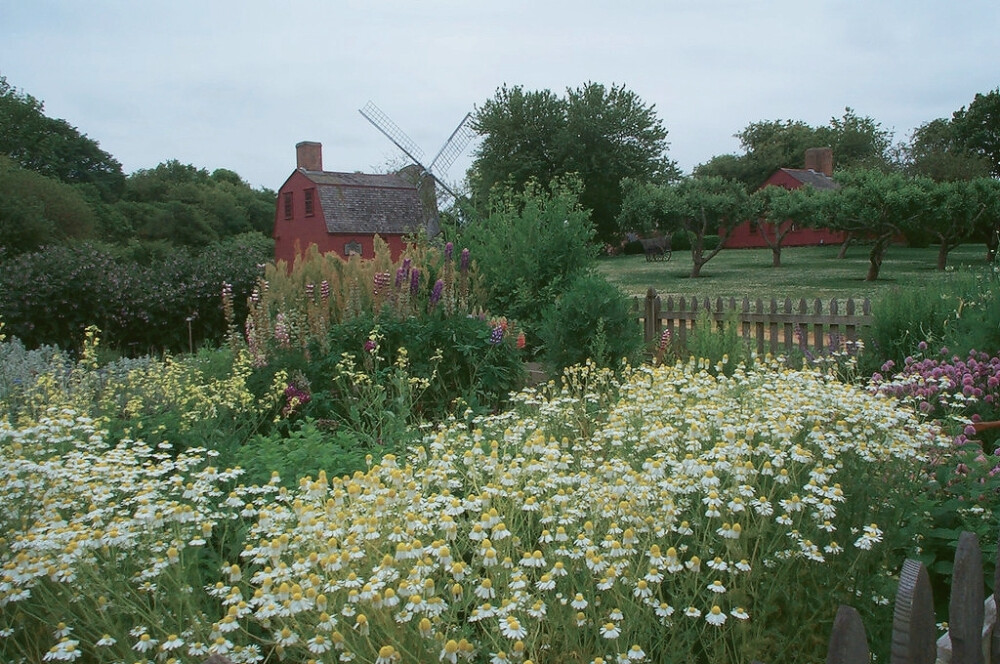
[
  {"x1": 428, "y1": 112, "x2": 476, "y2": 176},
  {"x1": 359, "y1": 101, "x2": 427, "y2": 168}
]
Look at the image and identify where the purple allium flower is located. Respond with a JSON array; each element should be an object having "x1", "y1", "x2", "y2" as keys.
[
  {"x1": 430, "y1": 279, "x2": 444, "y2": 307},
  {"x1": 445, "y1": 242, "x2": 454, "y2": 260}
]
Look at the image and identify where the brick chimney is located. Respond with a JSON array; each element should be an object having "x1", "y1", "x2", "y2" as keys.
[
  {"x1": 804, "y1": 147, "x2": 833, "y2": 176},
  {"x1": 296, "y1": 141, "x2": 323, "y2": 171}
]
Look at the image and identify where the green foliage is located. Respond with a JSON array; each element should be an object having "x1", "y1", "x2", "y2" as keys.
[
  {"x1": 471, "y1": 82, "x2": 678, "y2": 243},
  {"x1": 0, "y1": 75, "x2": 124, "y2": 200},
  {"x1": 301, "y1": 314, "x2": 525, "y2": 424},
  {"x1": 0, "y1": 234, "x2": 271, "y2": 352},
  {"x1": 538, "y1": 272, "x2": 643, "y2": 372},
  {"x1": 0, "y1": 156, "x2": 99, "y2": 255},
  {"x1": 236, "y1": 420, "x2": 372, "y2": 487},
  {"x1": 619, "y1": 176, "x2": 755, "y2": 277},
  {"x1": 951, "y1": 87, "x2": 1000, "y2": 178},
  {"x1": 459, "y1": 178, "x2": 598, "y2": 346},
  {"x1": 681, "y1": 309, "x2": 753, "y2": 373},
  {"x1": 905, "y1": 117, "x2": 992, "y2": 182},
  {"x1": 699, "y1": 109, "x2": 895, "y2": 191}
]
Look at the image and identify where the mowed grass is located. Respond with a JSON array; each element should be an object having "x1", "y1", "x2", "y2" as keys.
[{"x1": 597, "y1": 243, "x2": 989, "y2": 302}]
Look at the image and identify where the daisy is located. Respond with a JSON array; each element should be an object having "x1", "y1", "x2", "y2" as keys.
[
  {"x1": 705, "y1": 605, "x2": 727, "y2": 626},
  {"x1": 571, "y1": 594, "x2": 589, "y2": 610},
  {"x1": 501, "y1": 617, "x2": 527, "y2": 640},
  {"x1": 731, "y1": 607, "x2": 750, "y2": 620},
  {"x1": 308, "y1": 635, "x2": 332, "y2": 655},
  {"x1": 600, "y1": 622, "x2": 621, "y2": 639}
]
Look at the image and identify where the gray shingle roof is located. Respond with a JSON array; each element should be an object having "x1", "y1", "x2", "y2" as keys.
[
  {"x1": 302, "y1": 170, "x2": 436, "y2": 235},
  {"x1": 781, "y1": 168, "x2": 840, "y2": 190}
]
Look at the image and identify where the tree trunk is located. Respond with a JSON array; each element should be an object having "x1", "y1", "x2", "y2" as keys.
[
  {"x1": 772, "y1": 247, "x2": 781, "y2": 268},
  {"x1": 690, "y1": 243, "x2": 704, "y2": 278},
  {"x1": 837, "y1": 233, "x2": 854, "y2": 259},
  {"x1": 866, "y1": 239, "x2": 890, "y2": 281},
  {"x1": 937, "y1": 240, "x2": 950, "y2": 271}
]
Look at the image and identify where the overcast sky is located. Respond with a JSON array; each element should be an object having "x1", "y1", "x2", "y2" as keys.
[{"x1": 1, "y1": 1, "x2": 997, "y2": 191}]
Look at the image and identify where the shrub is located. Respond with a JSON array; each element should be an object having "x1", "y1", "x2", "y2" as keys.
[
  {"x1": 0, "y1": 233, "x2": 270, "y2": 352},
  {"x1": 459, "y1": 177, "x2": 598, "y2": 349},
  {"x1": 622, "y1": 239, "x2": 645, "y2": 255},
  {"x1": 538, "y1": 272, "x2": 643, "y2": 372}
]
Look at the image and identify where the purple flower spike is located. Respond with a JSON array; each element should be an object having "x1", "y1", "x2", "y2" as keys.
[
  {"x1": 410, "y1": 269, "x2": 420, "y2": 296},
  {"x1": 430, "y1": 279, "x2": 444, "y2": 307},
  {"x1": 445, "y1": 242, "x2": 454, "y2": 260},
  {"x1": 460, "y1": 248, "x2": 470, "y2": 272}
]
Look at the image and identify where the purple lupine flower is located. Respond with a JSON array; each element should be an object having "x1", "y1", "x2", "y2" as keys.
[
  {"x1": 305, "y1": 283, "x2": 315, "y2": 298},
  {"x1": 430, "y1": 279, "x2": 444, "y2": 307},
  {"x1": 460, "y1": 248, "x2": 470, "y2": 272},
  {"x1": 489, "y1": 325, "x2": 504, "y2": 345},
  {"x1": 320, "y1": 280, "x2": 330, "y2": 301},
  {"x1": 445, "y1": 242, "x2": 454, "y2": 260},
  {"x1": 373, "y1": 272, "x2": 391, "y2": 295},
  {"x1": 410, "y1": 269, "x2": 420, "y2": 296},
  {"x1": 395, "y1": 266, "x2": 407, "y2": 289}
]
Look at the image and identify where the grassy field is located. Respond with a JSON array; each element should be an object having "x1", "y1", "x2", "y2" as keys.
[{"x1": 598, "y1": 243, "x2": 990, "y2": 302}]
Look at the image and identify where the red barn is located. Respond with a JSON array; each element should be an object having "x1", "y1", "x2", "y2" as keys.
[
  {"x1": 725, "y1": 147, "x2": 846, "y2": 249},
  {"x1": 273, "y1": 141, "x2": 440, "y2": 264}
]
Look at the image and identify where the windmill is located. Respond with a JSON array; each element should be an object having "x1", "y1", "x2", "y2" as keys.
[{"x1": 359, "y1": 101, "x2": 476, "y2": 205}]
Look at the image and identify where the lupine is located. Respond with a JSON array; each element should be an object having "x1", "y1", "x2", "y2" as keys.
[
  {"x1": 430, "y1": 279, "x2": 445, "y2": 308},
  {"x1": 460, "y1": 248, "x2": 470, "y2": 272},
  {"x1": 409, "y1": 270, "x2": 420, "y2": 297},
  {"x1": 445, "y1": 242, "x2": 454, "y2": 261}
]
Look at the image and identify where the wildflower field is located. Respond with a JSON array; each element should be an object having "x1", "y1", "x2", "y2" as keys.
[{"x1": 3, "y1": 238, "x2": 1000, "y2": 663}]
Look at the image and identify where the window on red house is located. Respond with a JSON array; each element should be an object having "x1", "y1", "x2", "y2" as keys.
[
  {"x1": 283, "y1": 192, "x2": 293, "y2": 220},
  {"x1": 304, "y1": 188, "x2": 315, "y2": 217}
]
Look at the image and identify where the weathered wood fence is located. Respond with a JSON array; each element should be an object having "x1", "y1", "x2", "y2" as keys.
[
  {"x1": 634, "y1": 288, "x2": 873, "y2": 356},
  {"x1": 821, "y1": 530, "x2": 998, "y2": 664}
]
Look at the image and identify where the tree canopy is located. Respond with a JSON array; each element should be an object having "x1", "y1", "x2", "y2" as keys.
[
  {"x1": 696, "y1": 109, "x2": 895, "y2": 190},
  {"x1": 471, "y1": 82, "x2": 678, "y2": 244},
  {"x1": 0, "y1": 75, "x2": 124, "y2": 200},
  {"x1": 951, "y1": 87, "x2": 1000, "y2": 177}
]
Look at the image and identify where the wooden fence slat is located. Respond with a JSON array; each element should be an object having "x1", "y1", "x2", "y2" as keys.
[
  {"x1": 827, "y1": 604, "x2": 870, "y2": 664},
  {"x1": 951, "y1": 531, "x2": 985, "y2": 664},
  {"x1": 892, "y1": 559, "x2": 936, "y2": 664},
  {"x1": 635, "y1": 290, "x2": 873, "y2": 353}
]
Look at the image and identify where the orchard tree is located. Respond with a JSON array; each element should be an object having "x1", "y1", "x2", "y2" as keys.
[
  {"x1": 753, "y1": 184, "x2": 826, "y2": 267},
  {"x1": 0, "y1": 76, "x2": 124, "y2": 200},
  {"x1": 471, "y1": 82, "x2": 677, "y2": 244},
  {"x1": 827, "y1": 170, "x2": 928, "y2": 281},
  {"x1": 619, "y1": 176, "x2": 756, "y2": 278},
  {"x1": 952, "y1": 87, "x2": 1000, "y2": 177},
  {"x1": 923, "y1": 178, "x2": 1000, "y2": 269}
]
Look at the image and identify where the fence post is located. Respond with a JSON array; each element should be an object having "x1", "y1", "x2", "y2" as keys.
[
  {"x1": 644, "y1": 288, "x2": 660, "y2": 346},
  {"x1": 892, "y1": 559, "x2": 936, "y2": 664},
  {"x1": 827, "y1": 604, "x2": 870, "y2": 664},
  {"x1": 951, "y1": 531, "x2": 985, "y2": 664}
]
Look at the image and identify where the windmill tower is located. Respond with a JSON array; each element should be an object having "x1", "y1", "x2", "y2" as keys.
[{"x1": 359, "y1": 101, "x2": 476, "y2": 205}]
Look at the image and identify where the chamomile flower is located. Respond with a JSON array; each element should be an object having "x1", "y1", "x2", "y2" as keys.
[
  {"x1": 600, "y1": 622, "x2": 621, "y2": 639},
  {"x1": 706, "y1": 605, "x2": 727, "y2": 626}
]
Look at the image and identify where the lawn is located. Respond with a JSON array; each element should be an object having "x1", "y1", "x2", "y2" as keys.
[{"x1": 598, "y1": 243, "x2": 989, "y2": 301}]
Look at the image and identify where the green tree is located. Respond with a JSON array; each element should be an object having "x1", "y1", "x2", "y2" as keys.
[
  {"x1": 0, "y1": 76, "x2": 124, "y2": 200},
  {"x1": 951, "y1": 88, "x2": 1000, "y2": 177},
  {"x1": 827, "y1": 170, "x2": 928, "y2": 281},
  {"x1": 619, "y1": 176, "x2": 756, "y2": 278},
  {"x1": 920, "y1": 178, "x2": 1000, "y2": 269},
  {"x1": 753, "y1": 184, "x2": 826, "y2": 267},
  {"x1": 0, "y1": 156, "x2": 98, "y2": 255},
  {"x1": 471, "y1": 82, "x2": 677, "y2": 244},
  {"x1": 699, "y1": 109, "x2": 895, "y2": 191},
  {"x1": 904, "y1": 118, "x2": 992, "y2": 181},
  {"x1": 458, "y1": 177, "x2": 597, "y2": 346}
]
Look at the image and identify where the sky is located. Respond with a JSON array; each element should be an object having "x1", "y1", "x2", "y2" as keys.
[{"x1": 1, "y1": 1, "x2": 997, "y2": 191}]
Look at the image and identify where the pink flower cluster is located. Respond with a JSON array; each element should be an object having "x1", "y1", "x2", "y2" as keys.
[{"x1": 871, "y1": 347, "x2": 1000, "y2": 443}]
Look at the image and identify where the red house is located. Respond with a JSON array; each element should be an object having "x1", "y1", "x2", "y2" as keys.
[
  {"x1": 725, "y1": 147, "x2": 845, "y2": 249},
  {"x1": 273, "y1": 141, "x2": 440, "y2": 264}
]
